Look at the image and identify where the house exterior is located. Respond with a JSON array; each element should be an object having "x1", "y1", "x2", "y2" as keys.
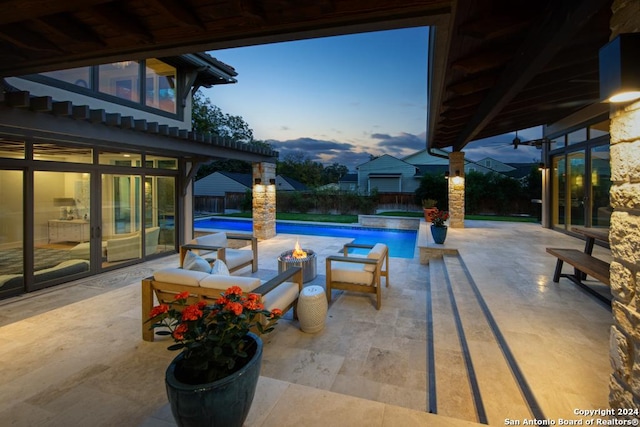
[{"x1": 0, "y1": 55, "x2": 277, "y2": 300}]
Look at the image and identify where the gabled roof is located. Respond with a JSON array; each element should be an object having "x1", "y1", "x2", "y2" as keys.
[
  {"x1": 218, "y1": 171, "x2": 253, "y2": 188},
  {"x1": 339, "y1": 173, "x2": 358, "y2": 183},
  {"x1": 278, "y1": 175, "x2": 307, "y2": 191}
]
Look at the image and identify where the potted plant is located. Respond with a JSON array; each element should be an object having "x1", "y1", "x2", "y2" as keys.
[
  {"x1": 147, "y1": 287, "x2": 283, "y2": 427},
  {"x1": 430, "y1": 208, "x2": 450, "y2": 244},
  {"x1": 422, "y1": 199, "x2": 438, "y2": 222}
]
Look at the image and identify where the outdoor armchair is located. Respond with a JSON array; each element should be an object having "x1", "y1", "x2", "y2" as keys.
[
  {"x1": 325, "y1": 243, "x2": 389, "y2": 310},
  {"x1": 184, "y1": 232, "x2": 258, "y2": 274}
]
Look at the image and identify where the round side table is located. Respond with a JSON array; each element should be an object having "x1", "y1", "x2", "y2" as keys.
[{"x1": 297, "y1": 285, "x2": 328, "y2": 333}]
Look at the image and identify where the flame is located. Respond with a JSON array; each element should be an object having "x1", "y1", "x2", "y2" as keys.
[{"x1": 292, "y1": 240, "x2": 307, "y2": 259}]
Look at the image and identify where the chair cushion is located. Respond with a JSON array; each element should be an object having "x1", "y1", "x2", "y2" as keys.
[
  {"x1": 153, "y1": 268, "x2": 208, "y2": 287},
  {"x1": 199, "y1": 275, "x2": 261, "y2": 292},
  {"x1": 183, "y1": 251, "x2": 212, "y2": 273},
  {"x1": 261, "y1": 281, "x2": 299, "y2": 323},
  {"x1": 330, "y1": 261, "x2": 374, "y2": 285},
  {"x1": 208, "y1": 249, "x2": 253, "y2": 270},
  {"x1": 364, "y1": 243, "x2": 387, "y2": 272},
  {"x1": 210, "y1": 259, "x2": 230, "y2": 276}
]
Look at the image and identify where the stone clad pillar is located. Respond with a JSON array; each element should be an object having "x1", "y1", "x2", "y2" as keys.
[
  {"x1": 252, "y1": 162, "x2": 276, "y2": 240},
  {"x1": 448, "y1": 151, "x2": 465, "y2": 228},
  {"x1": 608, "y1": 0, "x2": 640, "y2": 412}
]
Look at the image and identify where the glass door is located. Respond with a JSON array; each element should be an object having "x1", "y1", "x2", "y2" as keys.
[
  {"x1": 590, "y1": 145, "x2": 611, "y2": 227},
  {"x1": 567, "y1": 151, "x2": 586, "y2": 227},
  {"x1": 32, "y1": 171, "x2": 92, "y2": 291},
  {"x1": 102, "y1": 173, "x2": 142, "y2": 266},
  {"x1": 552, "y1": 155, "x2": 566, "y2": 228},
  {"x1": 0, "y1": 170, "x2": 24, "y2": 297}
]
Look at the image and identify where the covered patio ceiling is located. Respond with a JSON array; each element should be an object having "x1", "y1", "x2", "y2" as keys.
[{"x1": 0, "y1": 0, "x2": 614, "y2": 152}]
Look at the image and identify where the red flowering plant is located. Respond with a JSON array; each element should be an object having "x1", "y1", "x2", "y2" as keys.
[
  {"x1": 431, "y1": 209, "x2": 450, "y2": 227},
  {"x1": 147, "y1": 286, "x2": 282, "y2": 384}
]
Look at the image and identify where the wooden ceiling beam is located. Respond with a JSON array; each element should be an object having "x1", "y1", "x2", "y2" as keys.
[
  {"x1": 446, "y1": 74, "x2": 496, "y2": 96},
  {"x1": 0, "y1": 23, "x2": 62, "y2": 52},
  {"x1": 452, "y1": 0, "x2": 611, "y2": 151},
  {"x1": 90, "y1": 2, "x2": 154, "y2": 43},
  {"x1": 458, "y1": 15, "x2": 529, "y2": 41},
  {"x1": 33, "y1": 14, "x2": 107, "y2": 48},
  {"x1": 451, "y1": 50, "x2": 511, "y2": 74},
  {"x1": 147, "y1": 0, "x2": 205, "y2": 29},
  {"x1": 0, "y1": 0, "x2": 112, "y2": 26}
]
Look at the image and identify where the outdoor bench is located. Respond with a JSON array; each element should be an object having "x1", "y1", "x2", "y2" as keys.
[{"x1": 545, "y1": 247, "x2": 610, "y2": 286}]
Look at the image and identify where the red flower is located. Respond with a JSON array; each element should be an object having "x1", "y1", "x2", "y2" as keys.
[
  {"x1": 149, "y1": 304, "x2": 169, "y2": 318},
  {"x1": 226, "y1": 286, "x2": 243, "y2": 296},
  {"x1": 196, "y1": 301, "x2": 207, "y2": 309},
  {"x1": 225, "y1": 301, "x2": 243, "y2": 316},
  {"x1": 175, "y1": 291, "x2": 190, "y2": 301},
  {"x1": 173, "y1": 323, "x2": 188, "y2": 340},
  {"x1": 243, "y1": 300, "x2": 263, "y2": 311},
  {"x1": 215, "y1": 296, "x2": 228, "y2": 305},
  {"x1": 247, "y1": 293, "x2": 260, "y2": 301},
  {"x1": 181, "y1": 304, "x2": 203, "y2": 321},
  {"x1": 270, "y1": 308, "x2": 283, "y2": 318}
]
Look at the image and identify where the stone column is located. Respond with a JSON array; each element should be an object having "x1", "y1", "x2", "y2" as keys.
[
  {"x1": 252, "y1": 162, "x2": 276, "y2": 240},
  {"x1": 608, "y1": 0, "x2": 640, "y2": 412},
  {"x1": 448, "y1": 151, "x2": 465, "y2": 228}
]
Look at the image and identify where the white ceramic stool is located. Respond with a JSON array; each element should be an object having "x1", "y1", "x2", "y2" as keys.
[{"x1": 297, "y1": 285, "x2": 328, "y2": 333}]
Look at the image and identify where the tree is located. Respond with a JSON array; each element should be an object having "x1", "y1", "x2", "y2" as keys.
[
  {"x1": 277, "y1": 153, "x2": 324, "y2": 188},
  {"x1": 191, "y1": 90, "x2": 271, "y2": 180},
  {"x1": 322, "y1": 163, "x2": 349, "y2": 184},
  {"x1": 414, "y1": 173, "x2": 448, "y2": 210}
]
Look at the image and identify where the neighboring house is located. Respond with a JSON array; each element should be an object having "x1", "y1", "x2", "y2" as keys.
[
  {"x1": 351, "y1": 150, "x2": 535, "y2": 195},
  {"x1": 338, "y1": 173, "x2": 358, "y2": 191},
  {"x1": 0, "y1": 55, "x2": 276, "y2": 300},
  {"x1": 275, "y1": 175, "x2": 307, "y2": 191},
  {"x1": 195, "y1": 171, "x2": 253, "y2": 196}
]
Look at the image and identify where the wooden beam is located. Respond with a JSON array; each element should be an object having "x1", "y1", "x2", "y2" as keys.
[
  {"x1": 34, "y1": 14, "x2": 107, "y2": 47},
  {"x1": 90, "y1": 3, "x2": 154, "y2": 43},
  {"x1": 453, "y1": 0, "x2": 611, "y2": 151},
  {"x1": 0, "y1": 24, "x2": 62, "y2": 52},
  {"x1": 0, "y1": 0, "x2": 112, "y2": 26},
  {"x1": 148, "y1": 0, "x2": 205, "y2": 29}
]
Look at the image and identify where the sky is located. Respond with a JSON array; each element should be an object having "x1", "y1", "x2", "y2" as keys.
[{"x1": 202, "y1": 27, "x2": 542, "y2": 171}]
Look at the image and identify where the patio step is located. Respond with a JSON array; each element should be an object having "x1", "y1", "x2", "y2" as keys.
[{"x1": 428, "y1": 254, "x2": 544, "y2": 424}]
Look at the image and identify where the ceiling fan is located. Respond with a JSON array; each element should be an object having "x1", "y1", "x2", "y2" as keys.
[{"x1": 512, "y1": 132, "x2": 550, "y2": 149}]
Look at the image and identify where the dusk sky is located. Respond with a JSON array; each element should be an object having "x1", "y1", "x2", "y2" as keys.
[{"x1": 203, "y1": 27, "x2": 542, "y2": 171}]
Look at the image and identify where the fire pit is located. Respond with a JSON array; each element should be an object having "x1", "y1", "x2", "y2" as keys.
[{"x1": 278, "y1": 241, "x2": 317, "y2": 283}]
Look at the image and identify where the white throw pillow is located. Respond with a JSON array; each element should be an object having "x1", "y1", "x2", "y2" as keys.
[
  {"x1": 210, "y1": 259, "x2": 230, "y2": 276},
  {"x1": 183, "y1": 250, "x2": 212, "y2": 273}
]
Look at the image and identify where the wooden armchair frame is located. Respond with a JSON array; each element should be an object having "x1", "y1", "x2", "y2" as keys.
[
  {"x1": 180, "y1": 232, "x2": 258, "y2": 273},
  {"x1": 325, "y1": 243, "x2": 389, "y2": 310},
  {"x1": 142, "y1": 267, "x2": 302, "y2": 342}
]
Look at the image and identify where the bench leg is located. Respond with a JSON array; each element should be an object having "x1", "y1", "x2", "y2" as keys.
[{"x1": 553, "y1": 259, "x2": 564, "y2": 283}]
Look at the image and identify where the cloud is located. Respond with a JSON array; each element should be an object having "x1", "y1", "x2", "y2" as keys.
[
  {"x1": 268, "y1": 137, "x2": 370, "y2": 170},
  {"x1": 371, "y1": 131, "x2": 426, "y2": 154}
]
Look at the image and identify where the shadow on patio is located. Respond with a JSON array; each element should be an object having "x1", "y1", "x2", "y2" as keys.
[{"x1": 0, "y1": 220, "x2": 612, "y2": 426}]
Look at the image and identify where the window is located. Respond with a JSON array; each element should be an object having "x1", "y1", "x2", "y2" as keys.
[
  {"x1": 567, "y1": 128, "x2": 587, "y2": 145},
  {"x1": 145, "y1": 59, "x2": 176, "y2": 114},
  {"x1": 98, "y1": 61, "x2": 140, "y2": 102},
  {"x1": 41, "y1": 66, "x2": 91, "y2": 89}
]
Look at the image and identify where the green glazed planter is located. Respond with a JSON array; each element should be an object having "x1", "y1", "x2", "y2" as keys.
[
  {"x1": 430, "y1": 225, "x2": 448, "y2": 244},
  {"x1": 165, "y1": 332, "x2": 262, "y2": 427}
]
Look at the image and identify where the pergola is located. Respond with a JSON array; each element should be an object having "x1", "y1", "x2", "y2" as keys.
[{"x1": 1, "y1": 0, "x2": 637, "y2": 411}]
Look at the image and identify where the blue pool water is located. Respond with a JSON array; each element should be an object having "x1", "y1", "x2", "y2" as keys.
[{"x1": 194, "y1": 218, "x2": 417, "y2": 258}]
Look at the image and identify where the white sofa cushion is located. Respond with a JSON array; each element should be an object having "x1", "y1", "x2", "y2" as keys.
[
  {"x1": 330, "y1": 261, "x2": 374, "y2": 285},
  {"x1": 364, "y1": 243, "x2": 387, "y2": 272},
  {"x1": 199, "y1": 275, "x2": 261, "y2": 292},
  {"x1": 183, "y1": 251, "x2": 212, "y2": 273},
  {"x1": 219, "y1": 249, "x2": 253, "y2": 270},
  {"x1": 153, "y1": 268, "x2": 209, "y2": 287},
  {"x1": 261, "y1": 281, "x2": 299, "y2": 314}
]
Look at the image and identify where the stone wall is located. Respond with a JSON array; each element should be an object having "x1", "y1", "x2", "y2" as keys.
[
  {"x1": 608, "y1": 0, "x2": 640, "y2": 412},
  {"x1": 448, "y1": 151, "x2": 465, "y2": 228},
  {"x1": 252, "y1": 162, "x2": 276, "y2": 240}
]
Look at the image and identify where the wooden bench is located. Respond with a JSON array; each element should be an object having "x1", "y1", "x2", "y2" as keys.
[{"x1": 546, "y1": 248, "x2": 610, "y2": 285}]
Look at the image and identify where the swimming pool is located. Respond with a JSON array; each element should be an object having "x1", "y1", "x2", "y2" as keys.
[{"x1": 194, "y1": 218, "x2": 417, "y2": 258}]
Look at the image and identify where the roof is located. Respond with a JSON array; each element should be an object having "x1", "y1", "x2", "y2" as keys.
[
  {"x1": 279, "y1": 175, "x2": 307, "y2": 191},
  {"x1": 339, "y1": 173, "x2": 358, "y2": 182},
  {"x1": 0, "y1": 0, "x2": 617, "y2": 157},
  {"x1": 218, "y1": 171, "x2": 253, "y2": 188}
]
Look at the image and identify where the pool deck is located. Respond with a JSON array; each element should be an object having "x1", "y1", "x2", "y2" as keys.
[{"x1": 0, "y1": 220, "x2": 613, "y2": 426}]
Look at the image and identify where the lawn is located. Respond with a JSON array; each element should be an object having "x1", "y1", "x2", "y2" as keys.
[{"x1": 215, "y1": 211, "x2": 538, "y2": 224}]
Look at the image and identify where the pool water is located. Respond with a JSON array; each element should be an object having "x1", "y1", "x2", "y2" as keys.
[{"x1": 194, "y1": 218, "x2": 417, "y2": 258}]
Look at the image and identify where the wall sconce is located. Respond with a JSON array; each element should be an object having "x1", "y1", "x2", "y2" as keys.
[
  {"x1": 254, "y1": 178, "x2": 262, "y2": 185},
  {"x1": 538, "y1": 162, "x2": 546, "y2": 171},
  {"x1": 444, "y1": 171, "x2": 450, "y2": 179},
  {"x1": 452, "y1": 170, "x2": 464, "y2": 186},
  {"x1": 599, "y1": 33, "x2": 640, "y2": 103},
  {"x1": 269, "y1": 178, "x2": 276, "y2": 185}
]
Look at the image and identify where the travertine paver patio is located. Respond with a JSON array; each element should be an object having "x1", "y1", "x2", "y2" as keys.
[{"x1": 0, "y1": 220, "x2": 612, "y2": 426}]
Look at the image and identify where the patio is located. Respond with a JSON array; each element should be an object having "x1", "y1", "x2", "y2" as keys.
[{"x1": 0, "y1": 220, "x2": 612, "y2": 426}]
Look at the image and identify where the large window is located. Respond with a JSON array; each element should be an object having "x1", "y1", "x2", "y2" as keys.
[
  {"x1": 0, "y1": 170, "x2": 23, "y2": 297},
  {"x1": 591, "y1": 145, "x2": 611, "y2": 227},
  {"x1": 41, "y1": 66, "x2": 91, "y2": 89},
  {"x1": 99, "y1": 61, "x2": 140, "y2": 102},
  {"x1": 145, "y1": 59, "x2": 177, "y2": 114}
]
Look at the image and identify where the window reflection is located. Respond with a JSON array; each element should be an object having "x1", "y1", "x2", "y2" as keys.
[
  {"x1": 145, "y1": 59, "x2": 176, "y2": 113},
  {"x1": 99, "y1": 61, "x2": 140, "y2": 102},
  {"x1": 41, "y1": 66, "x2": 91, "y2": 89}
]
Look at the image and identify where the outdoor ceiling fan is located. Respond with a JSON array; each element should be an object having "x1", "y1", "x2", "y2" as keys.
[{"x1": 512, "y1": 133, "x2": 550, "y2": 149}]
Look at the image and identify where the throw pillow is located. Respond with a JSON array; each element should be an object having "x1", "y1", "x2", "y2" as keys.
[
  {"x1": 210, "y1": 259, "x2": 230, "y2": 276},
  {"x1": 183, "y1": 250, "x2": 212, "y2": 273}
]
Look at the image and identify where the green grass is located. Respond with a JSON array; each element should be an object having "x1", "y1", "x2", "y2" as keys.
[{"x1": 214, "y1": 211, "x2": 538, "y2": 223}]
